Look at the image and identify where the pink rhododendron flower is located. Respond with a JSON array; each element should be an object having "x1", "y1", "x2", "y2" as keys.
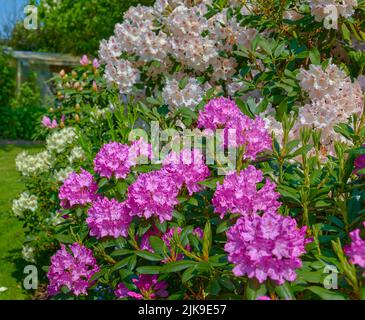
[
  {"x1": 128, "y1": 138, "x2": 153, "y2": 166},
  {"x1": 126, "y1": 170, "x2": 180, "y2": 223},
  {"x1": 225, "y1": 212, "x2": 310, "y2": 285},
  {"x1": 92, "y1": 58, "x2": 100, "y2": 68},
  {"x1": 257, "y1": 296, "x2": 272, "y2": 300},
  {"x1": 115, "y1": 275, "x2": 168, "y2": 300},
  {"x1": 59, "y1": 168, "x2": 98, "y2": 208},
  {"x1": 47, "y1": 243, "x2": 99, "y2": 296},
  {"x1": 197, "y1": 97, "x2": 272, "y2": 160},
  {"x1": 197, "y1": 97, "x2": 242, "y2": 130},
  {"x1": 212, "y1": 165, "x2": 281, "y2": 218},
  {"x1": 42, "y1": 116, "x2": 58, "y2": 129},
  {"x1": 94, "y1": 142, "x2": 131, "y2": 179},
  {"x1": 94, "y1": 139, "x2": 153, "y2": 180},
  {"x1": 86, "y1": 197, "x2": 132, "y2": 239},
  {"x1": 344, "y1": 222, "x2": 365, "y2": 274},
  {"x1": 162, "y1": 148, "x2": 210, "y2": 195},
  {"x1": 80, "y1": 54, "x2": 89, "y2": 66}
]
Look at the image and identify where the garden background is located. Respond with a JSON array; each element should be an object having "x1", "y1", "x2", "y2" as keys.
[{"x1": 1, "y1": 0, "x2": 365, "y2": 301}]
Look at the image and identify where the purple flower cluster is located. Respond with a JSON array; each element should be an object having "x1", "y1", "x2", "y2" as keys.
[
  {"x1": 344, "y1": 222, "x2": 365, "y2": 274},
  {"x1": 126, "y1": 170, "x2": 180, "y2": 223},
  {"x1": 197, "y1": 97, "x2": 272, "y2": 160},
  {"x1": 224, "y1": 212, "x2": 310, "y2": 285},
  {"x1": 115, "y1": 275, "x2": 168, "y2": 300},
  {"x1": 94, "y1": 139, "x2": 153, "y2": 180},
  {"x1": 59, "y1": 168, "x2": 98, "y2": 208},
  {"x1": 162, "y1": 149, "x2": 210, "y2": 195},
  {"x1": 47, "y1": 243, "x2": 100, "y2": 296},
  {"x1": 86, "y1": 197, "x2": 132, "y2": 239},
  {"x1": 212, "y1": 165, "x2": 281, "y2": 218},
  {"x1": 197, "y1": 97, "x2": 243, "y2": 130},
  {"x1": 94, "y1": 142, "x2": 131, "y2": 179}
]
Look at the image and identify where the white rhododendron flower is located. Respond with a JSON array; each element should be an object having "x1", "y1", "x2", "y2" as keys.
[
  {"x1": 68, "y1": 147, "x2": 85, "y2": 164},
  {"x1": 308, "y1": 0, "x2": 358, "y2": 29},
  {"x1": 297, "y1": 63, "x2": 364, "y2": 153},
  {"x1": 98, "y1": 0, "x2": 258, "y2": 109},
  {"x1": 15, "y1": 151, "x2": 51, "y2": 176},
  {"x1": 46, "y1": 127, "x2": 77, "y2": 154},
  {"x1": 12, "y1": 192, "x2": 38, "y2": 217},
  {"x1": 54, "y1": 167, "x2": 74, "y2": 182},
  {"x1": 162, "y1": 77, "x2": 206, "y2": 110},
  {"x1": 22, "y1": 245, "x2": 36, "y2": 263}
]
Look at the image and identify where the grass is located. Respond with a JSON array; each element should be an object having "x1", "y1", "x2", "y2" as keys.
[{"x1": 0, "y1": 144, "x2": 43, "y2": 300}]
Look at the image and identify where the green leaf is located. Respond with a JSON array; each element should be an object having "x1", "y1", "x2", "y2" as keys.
[
  {"x1": 206, "y1": 279, "x2": 221, "y2": 296},
  {"x1": 202, "y1": 220, "x2": 212, "y2": 259},
  {"x1": 111, "y1": 256, "x2": 134, "y2": 272},
  {"x1": 136, "y1": 250, "x2": 162, "y2": 261},
  {"x1": 149, "y1": 236, "x2": 166, "y2": 256},
  {"x1": 54, "y1": 234, "x2": 74, "y2": 244},
  {"x1": 275, "y1": 282, "x2": 296, "y2": 300},
  {"x1": 136, "y1": 265, "x2": 162, "y2": 274},
  {"x1": 161, "y1": 260, "x2": 198, "y2": 273},
  {"x1": 246, "y1": 278, "x2": 267, "y2": 300},
  {"x1": 309, "y1": 48, "x2": 321, "y2": 65},
  {"x1": 181, "y1": 266, "x2": 196, "y2": 283},
  {"x1": 307, "y1": 286, "x2": 347, "y2": 300},
  {"x1": 111, "y1": 249, "x2": 133, "y2": 257},
  {"x1": 216, "y1": 220, "x2": 232, "y2": 234}
]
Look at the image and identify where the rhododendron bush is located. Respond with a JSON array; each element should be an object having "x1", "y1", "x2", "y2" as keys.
[{"x1": 12, "y1": 0, "x2": 365, "y2": 300}]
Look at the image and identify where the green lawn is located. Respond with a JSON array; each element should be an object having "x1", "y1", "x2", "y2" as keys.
[{"x1": 0, "y1": 144, "x2": 43, "y2": 300}]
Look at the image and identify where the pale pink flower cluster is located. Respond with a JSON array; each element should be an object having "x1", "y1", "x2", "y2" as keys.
[
  {"x1": 162, "y1": 77, "x2": 206, "y2": 110},
  {"x1": 99, "y1": 1, "x2": 258, "y2": 109},
  {"x1": 297, "y1": 63, "x2": 364, "y2": 153},
  {"x1": 58, "y1": 168, "x2": 98, "y2": 208},
  {"x1": 225, "y1": 212, "x2": 310, "y2": 284},
  {"x1": 344, "y1": 222, "x2": 365, "y2": 274},
  {"x1": 86, "y1": 197, "x2": 132, "y2": 239},
  {"x1": 308, "y1": 0, "x2": 358, "y2": 29},
  {"x1": 212, "y1": 165, "x2": 281, "y2": 218},
  {"x1": 47, "y1": 243, "x2": 100, "y2": 296}
]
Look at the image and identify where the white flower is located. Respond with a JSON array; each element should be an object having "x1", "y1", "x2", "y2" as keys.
[
  {"x1": 54, "y1": 167, "x2": 74, "y2": 182},
  {"x1": 104, "y1": 59, "x2": 140, "y2": 94},
  {"x1": 98, "y1": 1, "x2": 260, "y2": 96},
  {"x1": 68, "y1": 147, "x2": 85, "y2": 164},
  {"x1": 22, "y1": 245, "x2": 36, "y2": 263},
  {"x1": 15, "y1": 151, "x2": 51, "y2": 176},
  {"x1": 162, "y1": 77, "x2": 205, "y2": 110},
  {"x1": 46, "y1": 127, "x2": 77, "y2": 154},
  {"x1": 12, "y1": 193, "x2": 38, "y2": 217},
  {"x1": 308, "y1": 0, "x2": 358, "y2": 29},
  {"x1": 296, "y1": 63, "x2": 364, "y2": 154}
]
